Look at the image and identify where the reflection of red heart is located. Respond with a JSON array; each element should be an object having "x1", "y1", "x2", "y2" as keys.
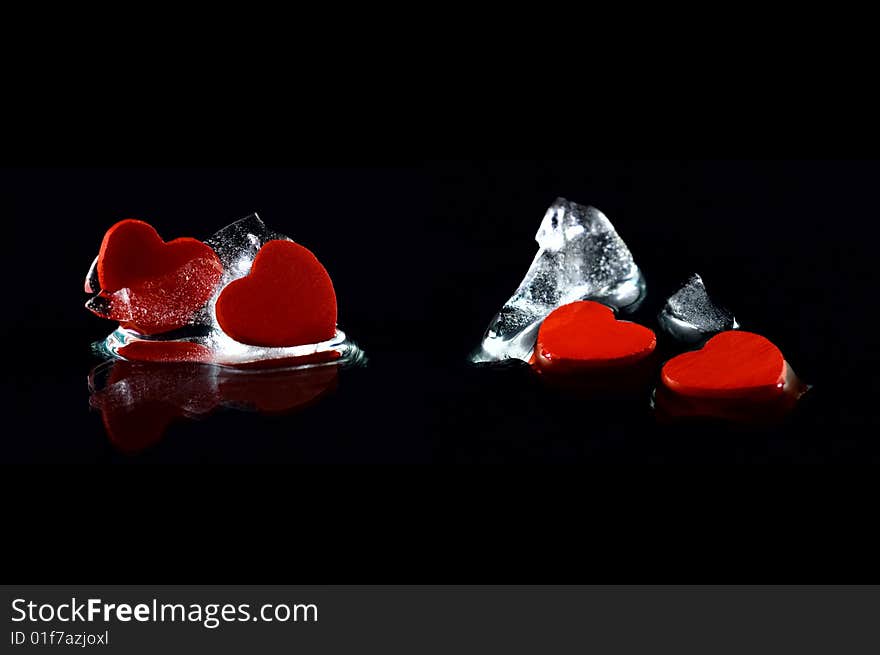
[
  {"x1": 216, "y1": 240, "x2": 337, "y2": 347},
  {"x1": 117, "y1": 341, "x2": 215, "y2": 363},
  {"x1": 100, "y1": 402, "x2": 176, "y2": 455},
  {"x1": 94, "y1": 219, "x2": 223, "y2": 334},
  {"x1": 218, "y1": 365, "x2": 339, "y2": 414},
  {"x1": 535, "y1": 301, "x2": 656, "y2": 373},
  {"x1": 90, "y1": 359, "x2": 340, "y2": 454},
  {"x1": 661, "y1": 331, "x2": 785, "y2": 400},
  {"x1": 91, "y1": 361, "x2": 220, "y2": 454}
]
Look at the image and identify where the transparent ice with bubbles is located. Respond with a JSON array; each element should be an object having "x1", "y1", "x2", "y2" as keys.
[
  {"x1": 205, "y1": 213, "x2": 287, "y2": 285},
  {"x1": 472, "y1": 198, "x2": 646, "y2": 363},
  {"x1": 657, "y1": 274, "x2": 738, "y2": 344}
]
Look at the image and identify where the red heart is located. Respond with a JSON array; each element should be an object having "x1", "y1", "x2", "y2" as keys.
[
  {"x1": 661, "y1": 331, "x2": 785, "y2": 400},
  {"x1": 535, "y1": 301, "x2": 656, "y2": 373},
  {"x1": 215, "y1": 239, "x2": 337, "y2": 347},
  {"x1": 90, "y1": 359, "x2": 339, "y2": 453},
  {"x1": 92, "y1": 219, "x2": 223, "y2": 334}
]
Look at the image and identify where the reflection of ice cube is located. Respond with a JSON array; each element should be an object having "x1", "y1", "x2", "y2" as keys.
[
  {"x1": 473, "y1": 199, "x2": 646, "y2": 363},
  {"x1": 658, "y1": 274, "x2": 738, "y2": 344}
]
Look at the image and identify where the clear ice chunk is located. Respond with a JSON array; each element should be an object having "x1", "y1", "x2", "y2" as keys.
[
  {"x1": 472, "y1": 198, "x2": 646, "y2": 363},
  {"x1": 658, "y1": 274, "x2": 738, "y2": 344},
  {"x1": 204, "y1": 213, "x2": 287, "y2": 285},
  {"x1": 84, "y1": 255, "x2": 99, "y2": 293}
]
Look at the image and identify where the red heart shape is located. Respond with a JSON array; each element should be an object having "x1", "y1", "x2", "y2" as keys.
[
  {"x1": 661, "y1": 331, "x2": 785, "y2": 400},
  {"x1": 535, "y1": 301, "x2": 656, "y2": 373},
  {"x1": 93, "y1": 219, "x2": 223, "y2": 334},
  {"x1": 215, "y1": 239, "x2": 337, "y2": 347}
]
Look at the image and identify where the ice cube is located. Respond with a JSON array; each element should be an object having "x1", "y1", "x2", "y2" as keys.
[
  {"x1": 204, "y1": 213, "x2": 287, "y2": 285},
  {"x1": 657, "y1": 274, "x2": 738, "y2": 344},
  {"x1": 472, "y1": 198, "x2": 646, "y2": 363}
]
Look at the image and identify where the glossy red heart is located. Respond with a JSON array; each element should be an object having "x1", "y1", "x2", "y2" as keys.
[
  {"x1": 535, "y1": 301, "x2": 656, "y2": 373},
  {"x1": 215, "y1": 239, "x2": 337, "y2": 347},
  {"x1": 661, "y1": 331, "x2": 785, "y2": 400},
  {"x1": 92, "y1": 219, "x2": 223, "y2": 334}
]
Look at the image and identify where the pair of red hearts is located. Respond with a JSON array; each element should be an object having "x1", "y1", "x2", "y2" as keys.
[
  {"x1": 90, "y1": 219, "x2": 337, "y2": 347},
  {"x1": 535, "y1": 301, "x2": 786, "y2": 400}
]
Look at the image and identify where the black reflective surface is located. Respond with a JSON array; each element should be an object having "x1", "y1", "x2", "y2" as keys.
[
  {"x1": 3, "y1": 163, "x2": 878, "y2": 581},
  {"x1": 4, "y1": 163, "x2": 876, "y2": 464}
]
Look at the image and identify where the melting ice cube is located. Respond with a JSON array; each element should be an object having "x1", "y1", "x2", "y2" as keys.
[
  {"x1": 204, "y1": 213, "x2": 288, "y2": 284},
  {"x1": 91, "y1": 213, "x2": 363, "y2": 368},
  {"x1": 657, "y1": 274, "x2": 738, "y2": 344},
  {"x1": 472, "y1": 198, "x2": 646, "y2": 363}
]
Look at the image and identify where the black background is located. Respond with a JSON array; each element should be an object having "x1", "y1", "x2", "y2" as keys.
[{"x1": 2, "y1": 163, "x2": 878, "y2": 581}]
